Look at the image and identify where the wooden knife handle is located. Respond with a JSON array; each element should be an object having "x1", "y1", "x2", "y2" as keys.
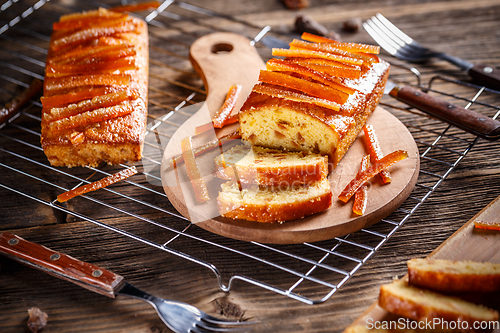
[
  {"x1": 0, "y1": 232, "x2": 125, "y2": 298},
  {"x1": 468, "y1": 63, "x2": 500, "y2": 91},
  {"x1": 391, "y1": 85, "x2": 500, "y2": 140}
]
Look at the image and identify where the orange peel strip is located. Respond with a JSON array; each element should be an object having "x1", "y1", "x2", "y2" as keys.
[
  {"x1": 48, "y1": 102, "x2": 134, "y2": 133},
  {"x1": 353, "y1": 154, "x2": 371, "y2": 216},
  {"x1": 212, "y1": 84, "x2": 242, "y2": 128},
  {"x1": 300, "y1": 32, "x2": 339, "y2": 43},
  {"x1": 266, "y1": 58, "x2": 356, "y2": 95},
  {"x1": 51, "y1": 20, "x2": 138, "y2": 52},
  {"x1": 111, "y1": 1, "x2": 161, "y2": 12},
  {"x1": 44, "y1": 74, "x2": 131, "y2": 92},
  {"x1": 338, "y1": 150, "x2": 408, "y2": 203},
  {"x1": 474, "y1": 220, "x2": 500, "y2": 231},
  {"x1": 272, "y1": 48, "x2": 364, "y2": 66},
  {"x1": 289, "y1": 39, "x2": 378, "y2": 64},
  {"x1": 44, "y1": 90, "x2": 138, "y2": 123},
  {"x1": 40, "y1": 87, "x2": 124, "y2": 108},
  {"x1": 288, "y1": 58, "x2": 361, "y2": 79},
  {"x1": 253, "y1": 83, "x2": 341, "y2": 112},
  {"x1": 363, "y1": 125, "x2": 391, "y2": 184},
  {"x1": 181, "y1": 136, "x2": 210, "y2": 203},
  {"x1": 259, "y1": 70, "x2": 349, "y2": 105},
  {"x1": 0, "y1": 78, "x2": 43, "y2": 125},
  {"x1": 57, "y1": 166, "x2": 137, "y2": 202},
  {"x1": 49, "y1": 44, "x2": 131, "y2": 65},
  {"x1": 46, "y1": 57, "x2": 136, "y2": 77},
  {"x1": 170, "y1": 130, "x2": 241, "y2": 167}
]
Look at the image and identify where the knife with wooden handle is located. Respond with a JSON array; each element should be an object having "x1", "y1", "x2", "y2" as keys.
[{"x1": 385, "y1": 80, "x2": 500, "y2": 140}]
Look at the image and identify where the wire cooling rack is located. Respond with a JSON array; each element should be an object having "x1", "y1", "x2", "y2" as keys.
[{"x1": 1, "y1": 0, "x2": 500, "y2": 305}]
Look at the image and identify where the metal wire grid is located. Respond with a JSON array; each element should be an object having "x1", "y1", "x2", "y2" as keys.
[{"x1": 1, "y1": 0, "x2": 499, "y2": 305}]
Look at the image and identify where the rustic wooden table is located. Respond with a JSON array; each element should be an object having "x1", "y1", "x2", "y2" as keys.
[{"x1": 1, "y1": 0, "x2": 499, "y2": 332}]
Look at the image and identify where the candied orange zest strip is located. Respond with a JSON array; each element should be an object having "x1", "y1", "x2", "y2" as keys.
[
  {"x1": 363, "y1": 125, "x2": 392, "y2": 184},
  {"x1": 266, "y1": 58, "x2": 356, "y2": 95},
  {"x1": 111, "y1": 1, "x2": 161, "y2": 12},
  {"x1": 353, "y1": 154, "x2": 370, "y2": 215},
  {"x1": 338, "y1": 150, "x2": 408, "y2": 203},
  {"x1": 50, "y1": 21, "x2": 138, "y2": 52},
  {"x1": 301, "y1": 32, "x2": 339, "y2": 43},
  {"x1": 0, "y1": 78, "x2": 43, "y2": 125},
  {"x1": 170, "y1": 130, "x2": 241, "y2": 167},
  {"x1": 353, "y1": 155, "x2": 371, "y2": 216},
  {"x1": 44, "y1": 74, "x2": 131, "y2": 92},
  {"x1": 272, "y1": 48, "x2": 364, "y2": 66},
  {"x1": 46, "y1": 58, "x2": 136, "y2": 77},
  {"x1": 212, "y1": 84, "x2": 242, "y2": 128},
  {"x1": 48, "y1": 102, "x2": 133, "y2": 133},
  {"x1": 289, "y1": 39, "x2": 379, "y2": 64},
  {"x1": 253, "y1": 83, "x2": 341, "y2": 112},
  {"x1": 57, "y1": 166, "x2": 137, "y2": 202},
  {"x1": 44, "y1": 90, "x2": 137, "y2": 123},
  {"x1": 288, "y1": 58, "x2": 361, "y2": 80},
  {"x1": 181, "y1": 136, "x2": 210, "y2": 203},
  {"x1": 259, "y1": 70, "x2": 349, "y2": 105},
  {"x1": 474, "y1": 220, "x2": 500, "y2": 231},
  {"x1": 49, "y1": 44, "x2": 132, "y2": 65},
  {"x1": 40, "y1": 87, "x2": 123, "y2": 108},
  {"x1": 53, "y1": 13, "x2": 129, "y2": 30}
]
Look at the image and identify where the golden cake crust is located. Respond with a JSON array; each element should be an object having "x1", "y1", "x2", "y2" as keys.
[
  {"x1": 41, "y1": 11, "x2": 148, "y2": 167},
  {"x1": 239, "y1": 60, "x2": 390, "y2": 170}
]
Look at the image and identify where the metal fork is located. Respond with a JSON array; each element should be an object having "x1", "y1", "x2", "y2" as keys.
[
  {"x1": 363, "y1": 13, "x2": 500, "y2": 90},
  {"x1": 0, "y1": 232, "x2": 255, "y2": 333}
]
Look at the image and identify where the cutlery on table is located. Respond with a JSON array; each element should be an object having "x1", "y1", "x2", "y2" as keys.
[
  {"x1": 363, "y1": 13, "x2": 500, "y2": 91},
  {"x1": 383, "y1": 79, "x2": 500, "y2": 140},
  {"x1": 0, "y1": 232, "x2": 254, "y2": 333}
]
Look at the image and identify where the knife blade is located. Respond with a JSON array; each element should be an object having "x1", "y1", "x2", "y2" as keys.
[{"x1": 384, "y1": 80, "x2": 500, "y2": 140}]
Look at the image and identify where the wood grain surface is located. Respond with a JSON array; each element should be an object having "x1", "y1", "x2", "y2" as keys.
[{"x1": 1, "y1": 1, "x2": 500, "y2": 333}]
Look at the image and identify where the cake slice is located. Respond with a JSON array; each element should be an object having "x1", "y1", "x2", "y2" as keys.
[
  {"x1": 379, "y1": 278, "x2": 499, "y2": 331},
  {"x1": 239, "y1": 53, "x2": 390, "y2": 170},
  {"x1": 407, "y1": 258, "x2": 500, "y2": 294},
  {"x1": 217, "y1": 177, "x2": 332, "y2": 223},
  {"x1": 215, "y1": 144, "x2": 329, "y2": 186},
  {"x1": 40, "y1": 8, "x2": 148, "y2": 167}
]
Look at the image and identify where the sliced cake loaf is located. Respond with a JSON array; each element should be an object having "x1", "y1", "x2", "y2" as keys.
[
  {"x1": 215, "y1": 143, "x2": 328, "y2": 186},
  {"x1": 407, "y1": 258, "x2": 500, "y2": 294},
  {"x1": 217, "y1": 177, "x2": 332, "y2": 223},
  {"x1": 379, "y1": 278, "x2": 499, "y2": 331}
]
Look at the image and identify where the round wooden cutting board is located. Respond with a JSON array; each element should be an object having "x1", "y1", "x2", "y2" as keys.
[{"x1": 161, "y1": 32, "x2": 420, "y2": 244}]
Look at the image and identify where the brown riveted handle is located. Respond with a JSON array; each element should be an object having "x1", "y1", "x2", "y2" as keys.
[
  {"x1": 0, "y1": 232, "x2": 125, "y2": 298},
  {"x1": 468, "y1": 63, "x2": 500, "y2": 91},
  {"x1": 391, "y1": 85, "x2": 500, "y2": 140}
]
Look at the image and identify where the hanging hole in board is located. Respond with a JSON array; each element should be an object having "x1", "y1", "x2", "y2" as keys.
[{"x1": 211, "y1": 43, "x2": 233, "y2": 54}]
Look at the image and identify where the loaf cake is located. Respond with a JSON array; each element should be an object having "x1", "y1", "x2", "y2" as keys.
[
  {"x1": 215, "y1": 143, "x2": 328, "y2": 186},
  {"x1": 407, "y1": 258, "x2": 500, "y2": 294},
  {"x1": 40, "y1": 8, "x2": 148, "y2": 167},
  {"x1": 379, "y1": 278, "x2": 499, "y2": 331},
  {"x1": 217, "y1": 177, "x2": 332, "y2": 223},
  {"x1": 239, "y1": 37, "x2": 390, "y2": 170}
]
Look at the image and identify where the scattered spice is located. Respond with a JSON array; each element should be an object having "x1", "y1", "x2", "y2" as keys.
[
  {"x1": 342, "y1": 17, "x2": 363, "y2": 33},
  {"x1": 282, "y1": 0, "x2": 310, "y2": 10},
  {"x1": 294, "y1": 14, "x2": 341, "y2": 41},
  {"x1": 27, "y1": 307, "x2": 48, "y2": 333}
]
